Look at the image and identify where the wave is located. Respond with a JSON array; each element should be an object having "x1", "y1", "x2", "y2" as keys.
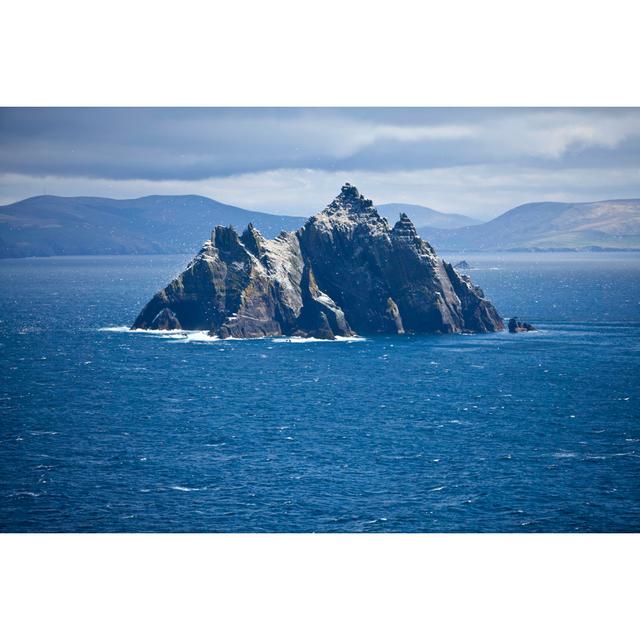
[
  {"x1": 99, "y1": 326, "x2": 220, "y2": 342},
  {"x1": 272, "y1": 335, "x2": 366, "y2": 343},
  {"x1": 169, "y1": 485, "x2": 205, "y2": 492},
  {"x1": 174, "y1": 332, "x2": 220, "y2": 343},
  {"x1": 100, "y1": 326, "x2": 365, "y2": 343}
]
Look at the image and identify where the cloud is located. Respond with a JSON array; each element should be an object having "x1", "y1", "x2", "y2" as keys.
[
  {"x1": 485, "y1": 110, "x2": 640, "y2": 158},
  {"x1": 1, "y1": 108, "x2": 639, "y2": 216}
]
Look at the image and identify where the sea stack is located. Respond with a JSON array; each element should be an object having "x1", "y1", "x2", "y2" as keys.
[
  {"x1": 508, "y1": 317, "x2": 536, "y2": 333},
  {"x1": 132, "y1": 184, "x2": 504, "y2": 338}
]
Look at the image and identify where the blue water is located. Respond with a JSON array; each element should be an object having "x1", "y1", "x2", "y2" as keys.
[{"x1": 1, "y1": 252, "x2": 639, "y2": 532}]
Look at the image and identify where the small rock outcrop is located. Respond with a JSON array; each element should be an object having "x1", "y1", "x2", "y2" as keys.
[
  {"x1": 132, "y1": 185, "x2": 504, "y2": 338},
  {"x1": 148, "y1": 308, "x2": 182, "y2": 330},
  {"x1": 508, "y1": 317, "x2": 536, "y2": 333},
  {"x1": 454, "y1": 260, "x2": 471, "y2": 270}
]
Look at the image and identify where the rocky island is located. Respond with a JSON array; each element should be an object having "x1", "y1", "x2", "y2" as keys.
[
  {"x1": 132, "y1": 185, "x2": 504, "y2": 339},
  {"x1": 508, "y1": 317, "x2": 536, "y2": 333}
]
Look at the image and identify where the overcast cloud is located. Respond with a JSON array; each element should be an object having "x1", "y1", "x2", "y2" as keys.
[{"x1": 1, "y1": 108, "x2": 639, "y2": 218}]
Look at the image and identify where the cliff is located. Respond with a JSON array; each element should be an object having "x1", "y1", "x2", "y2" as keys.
[{"x1": 132, "y1": 185, "x2": 504, "y2": 338}]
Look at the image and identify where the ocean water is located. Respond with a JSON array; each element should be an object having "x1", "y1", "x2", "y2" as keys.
[{"x1": 1, "y1": 252, "x2": 639, "y2": 532}]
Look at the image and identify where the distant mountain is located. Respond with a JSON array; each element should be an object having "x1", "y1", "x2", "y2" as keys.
[
  {"x1": 0, "y1": 195, "x2": 306, "y2": 258},
  {"x1": 376, "y1": 203, "x2": 480, "y2": 229},
  {"x1": 3, "y1": 194, "x2": 639, "y2": 258},
  {"x1": 417, "y1": 199, "x2": 640, "y2": 251}
]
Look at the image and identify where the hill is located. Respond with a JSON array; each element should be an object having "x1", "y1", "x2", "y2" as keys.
[
  {"x1": 3, "y1": 194, "x2": 639, "y2": 257},
  {"x1": 376, "y1": 203, "x2": 480, "y2": 229},
  {"x1": 0, "y1": 195, "x2": 306, "y2": 258},
  {"x1": 416, "y1": 199, "x2": 640, "y2": 251}
]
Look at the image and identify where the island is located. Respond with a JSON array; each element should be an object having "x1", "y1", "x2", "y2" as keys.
[
  {"x1": 132, "y1": 184, "x2": 504, "y2": 339},
  {"x1": 508, "y1": 317, "x2": 536, "y2": 333}
]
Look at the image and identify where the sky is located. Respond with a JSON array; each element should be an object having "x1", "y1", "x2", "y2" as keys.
[{"x1": 1, "y1": 107, "x2": 639, "y2": 219}]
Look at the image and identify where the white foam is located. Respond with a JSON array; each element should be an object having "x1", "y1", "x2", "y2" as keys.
[
  {"x1": 272, "y1": 335, "x2": 366, "y2": 343},
  {"x1": 99, "y1": 327, "x2": 365, "y2": 344},
  {"x1": 99, "y1": 326, "x2": 220, "y2": 342},
  {"x1": 170, "y1": 485, "x2": 204, "y2": 492},
  {"x1": 176, "y1": 331, "x2": 220, "y2": 343}
]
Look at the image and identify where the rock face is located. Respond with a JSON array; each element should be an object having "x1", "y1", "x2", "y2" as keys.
[
  {"x1": 508, "y1": 317, "x2": 536, "y2": 333},
  {"x1": 132, "y1": 184, "x2": 504, "y2": 338},
  {"x1": 148, "y1": 307, "x2": 182, "y2": 330}
]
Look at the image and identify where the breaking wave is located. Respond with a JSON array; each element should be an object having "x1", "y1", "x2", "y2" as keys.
[
  {"x1": 99, "y1": 327, "x2": 365, "y2": 343},
  {"x1": 272, "y1": 336, "x2": 366, "y2": 343},
  {"x1": 99, "y1": 327, "x2": 219, "y2": 342}
]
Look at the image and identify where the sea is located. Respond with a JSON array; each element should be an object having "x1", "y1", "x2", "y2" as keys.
[{"x1": 1, "y1": 252, "x2": 639, "y2": 532}]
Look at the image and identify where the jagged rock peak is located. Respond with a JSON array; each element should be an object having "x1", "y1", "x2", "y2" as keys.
[
  {"x1": 322, "y1": 183, "x2": 378, "y2": 219},
  {"x1": 132, "y1": 184, "x2": 505, "y2": 338},
  {"x1": 391, "y1": 211, "x2": 436, "y2": 257},
  {"x1": 211, "y1": 225, "x2": 240, "y2": 249},
  {"x1": 240, "y1": 222, "x2": 266, "y2": 257},
  {"x1": 392, "y1": 212, "x2": 418, "y2": 238}
]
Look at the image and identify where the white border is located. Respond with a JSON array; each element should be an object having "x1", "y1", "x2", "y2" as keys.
[
  {"x1": 1, "y1": 534, "x2": 638, "y2": 639},
  {"x1": 2, "y1": 0, "x2": 640, "y2": 106},
  {"x1": 1, "y1": 2, "x2": 639, "y2": 638}
]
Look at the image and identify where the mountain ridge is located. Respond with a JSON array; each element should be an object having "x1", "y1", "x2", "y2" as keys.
[
  {"x1": 2, "y1": 193, "x2": 639, "y2": 257},
  {"x1": 376, "y1": 203, "x2": 481, "y2": 229},
  {"x1": 417, "y1": 198, "x2": 640, "y2": 251},
  {"x1": 0, "y1": 194, "x2": 306, "y2": 258}
]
